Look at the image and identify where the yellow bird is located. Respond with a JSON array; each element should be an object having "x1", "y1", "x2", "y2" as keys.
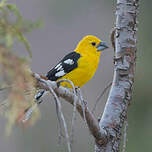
[{"x1": 36, "y1": 35, "x2": 108, "y2": 100}]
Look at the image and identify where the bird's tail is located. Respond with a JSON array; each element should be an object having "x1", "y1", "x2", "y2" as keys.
[
  {"x1": 35, "y1": 90, "x2": 45, "y2": 101},
  {"x1": 22, "y1": 90, "x2": 45, "y2": 123}
]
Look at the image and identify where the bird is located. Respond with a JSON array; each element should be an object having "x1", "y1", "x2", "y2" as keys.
[
  {"x1": 22, "y1": 35, "x2": 109, "y2": 122},
  {"x1": 35, "y1": 35, "x2": 108, "y2": 101}
]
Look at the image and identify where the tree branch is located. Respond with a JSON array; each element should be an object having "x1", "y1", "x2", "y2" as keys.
[
  {"x1": 33, "y1": 73, "x2": 108, "y2": 145},
  {"x1": 30, "y1": 1, "x2": 138, "y2": 151},
  {"x1": 95, "y1": 0, "x2": 138, "y2": 151}
]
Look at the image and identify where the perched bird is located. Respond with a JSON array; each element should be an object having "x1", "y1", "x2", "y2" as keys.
[
  {"x1": 22, "y1": 35, "x2": 108, "y2": 122},
  {"x1": 35, "y1": 35, "x2": 108, "y2": 101}
]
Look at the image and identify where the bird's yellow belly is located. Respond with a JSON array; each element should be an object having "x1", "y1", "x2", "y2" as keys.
[{"x1": 58, "y1": 55, "x2": 100, "y2": 88}]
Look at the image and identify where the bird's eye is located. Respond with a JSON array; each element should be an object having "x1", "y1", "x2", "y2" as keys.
[{"x1": 91, "y1": 42, "x2": 96, "y2": 46}]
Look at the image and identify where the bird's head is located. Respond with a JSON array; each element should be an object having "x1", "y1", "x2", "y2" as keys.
[{"x1": 75, "y1": 35, "x2": 108, "y2": 56}]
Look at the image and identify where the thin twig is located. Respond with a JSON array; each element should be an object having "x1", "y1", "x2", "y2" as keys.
[
  {"x1": 75, "y1": 87, "x2": 87, "y2": 126},
  {"x1": 38, "y1": 77, "x2": 71, "y2": 152},
  {"x1": 0, "y1": 86, "x2": 11, "y2": 91},
  {"x1": 56, "y1": 79, "x2": 77, "y2": 146},
  {"x1": 54, "y1": 95, "x2": 64, "y2": 144},
  {"x1": 33, "y1": 73, "x2": 108, "y2": 144},
  {"x1": 0, "y1": 100, "x2": 9, "y2": 108},
  {"x1": 0, "y1": 100, "x2": 9, "y2": 115},
  {"x1": 92, "y1": 82, "x2": 112, "y2": 114},
  {"x1": 122, "y1": 118, "x2": 128, "y2": 152},
  {"x1": 48, "y1": 85, "x2": 71, "y2": 152}
]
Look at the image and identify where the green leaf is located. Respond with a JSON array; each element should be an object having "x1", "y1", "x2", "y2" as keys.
[
  {"x1": 5, "y1": 33, "x2": 13, "y2": 48},
  {"x1": 0, "y1": 0, "x2": 6, "y2": 8},
  {"x1": 6, "y1": 4, "x2": 21, "y2": 18},
  {"x1": 17, "y1": 32, "x2": 32, "y2": 58},
  {"x1": 1, "y1": 0, "x2": 7, "y2": 3},
  {"x1": 28, "y1": 19, "x2": 43, "y2": 31}
]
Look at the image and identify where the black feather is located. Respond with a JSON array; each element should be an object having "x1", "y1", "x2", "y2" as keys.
[{"x1": 46, "y1": 52, "x2": 81, "y2": 81}]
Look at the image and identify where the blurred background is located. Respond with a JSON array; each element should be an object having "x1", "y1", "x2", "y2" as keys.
[{"x1": 0, "y1": 0, "x2": 151, "y2": 152}]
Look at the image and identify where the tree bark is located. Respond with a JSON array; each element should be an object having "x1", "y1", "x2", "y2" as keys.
[
  {"x1": 33, "y1": 73, "x2": 108, "y2": 144},
  {"x1": 95, "y1": 0, "x2": 138, "y2": 151},
  {"x1": 32, "y1": 0, "x2": 138, "y2": 151}
]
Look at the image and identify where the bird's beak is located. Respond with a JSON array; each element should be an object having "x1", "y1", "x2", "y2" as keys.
[{"x1": 97, "y1": 41, "x2": 109, "y2": 51}]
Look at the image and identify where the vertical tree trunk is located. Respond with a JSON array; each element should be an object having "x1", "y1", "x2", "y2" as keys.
[{"x1": 95, "y1": 0, "x2": 138, "y2": 151}]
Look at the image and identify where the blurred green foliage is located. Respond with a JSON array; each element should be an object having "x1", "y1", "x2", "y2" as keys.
[
  {"x1": 0, "y1": 0, "x2": 151, "y2": 151},
  {"x1": 0, "y1": 0, "x2": 41, "y2": 134},
  {"x1": 0, "y1": 0, "x2": 42, "y2": 57}
]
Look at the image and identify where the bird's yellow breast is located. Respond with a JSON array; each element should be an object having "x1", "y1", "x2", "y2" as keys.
[{"x1": 59, "y1": 53, "x2": 100, "y2": 88}]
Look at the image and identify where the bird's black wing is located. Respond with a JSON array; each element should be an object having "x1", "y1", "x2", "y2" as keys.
[{"x1": 46, "y1": 52, "x2": 81, "y2": 81}]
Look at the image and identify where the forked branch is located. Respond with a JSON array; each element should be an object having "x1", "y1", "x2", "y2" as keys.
[
  {"x1": 33, "y1": 73, "x2": 108, "y2": 145},
  {"x1": 30, "y1": 1, "x2": 138, "y2": 151},
  {"x1": 95, "y1": 0, "x2": 138, "y2": 151}
]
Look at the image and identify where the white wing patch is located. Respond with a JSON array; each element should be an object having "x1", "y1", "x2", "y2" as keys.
[
  {"x1": 57, "y1": 66, "x2": 63, "y2": 71},
  {"x1": 55, "y1": 63, "x2": 61, "y2": 69},
  {"x1": 55, "y1": 70, "x2": 65, "y2": 77},
  {"x1": 54, "y1": 63, "x2": 63, "y2": 71},
  {"x1": 64, "y1": 59, "x2": 74, "y2": 65}
]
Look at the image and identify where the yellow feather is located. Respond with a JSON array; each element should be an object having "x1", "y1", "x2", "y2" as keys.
[{"x1": 58, "y1": 35, "x2": 104, "y2": 88}]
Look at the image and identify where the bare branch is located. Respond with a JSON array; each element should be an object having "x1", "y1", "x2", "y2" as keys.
[
  {"x1": 0, "y1": 86, "x2": 11, "y2": 91},
  {"x1": 54, "y1": 95, "x2": 64, "y2": 144},
  {"x1": 56, "y1": 79, "x2": 77, "y2": 145},
  {"x1": 30, "y1": 1, "x2": 139, "y2": 147},
  {"x1": 92, "y1": 82, "x2": 112, "y2": 114},
  {"x1": 33, "y1": 73, "x2": 108, "y2": 145},
  {"x1": 75, "y1": 87, "x2": 87, "y2": 126},
  {"x1": 122, "y1": 119, "x2": 128, "y2": 152},
  {"x1": 41, "y1": 78, "x2": 72, "y2": 152},
  {"x1": 95, "y1": 0, "x2": 138, "y2": 151}
]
